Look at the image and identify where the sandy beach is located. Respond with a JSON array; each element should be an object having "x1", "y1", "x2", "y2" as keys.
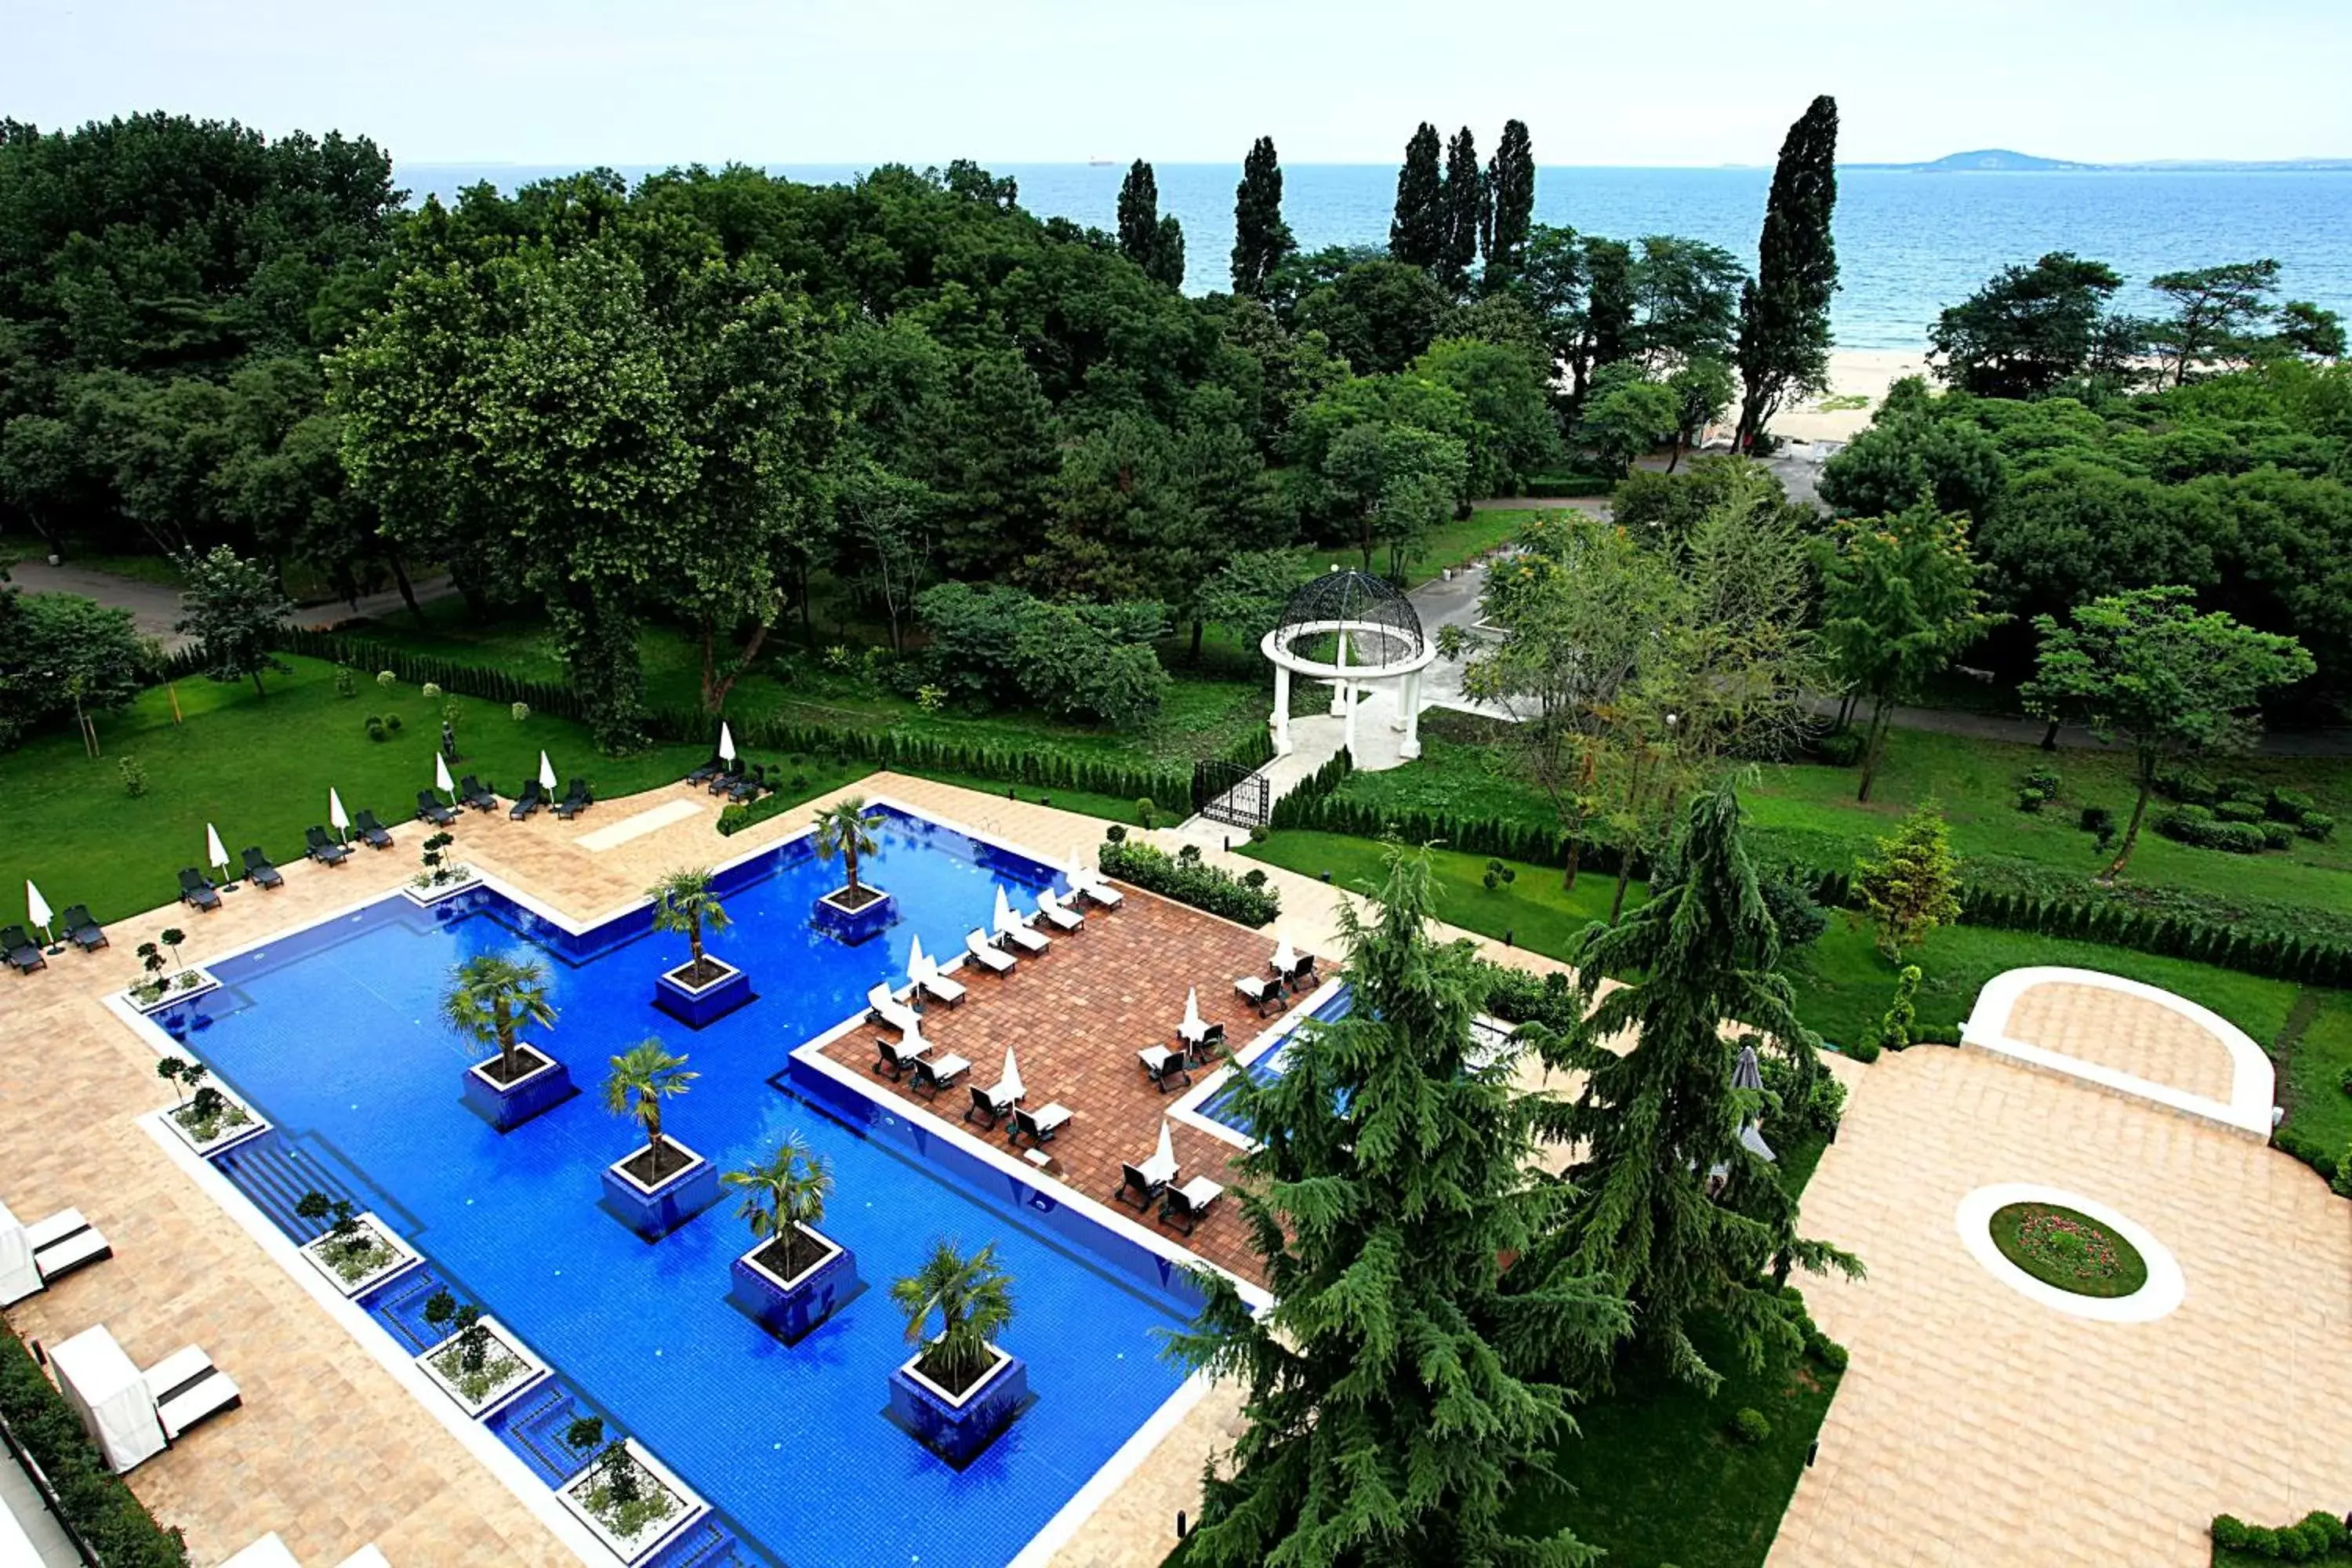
[{"x1": 1769, "y1": 346, "x2": 1929, "y2": 443}]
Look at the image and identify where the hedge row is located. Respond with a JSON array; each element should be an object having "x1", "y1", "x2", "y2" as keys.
[
  {"x1": 279, "y1": 627, "x2": 583, "y2": 718},
  {"x1": 1957, "y1": 885, "x2": 2352, "y2": 988},
  {"x1": 1100, "y1": 839, "x2": 1280, "y2": 928},
  {"x1": 2212, "y1": 1510, "x2": 2350, "y2": 1562},
  {"x1": 0, "y1": 1325, "x2": 187, "y2": 1565}
]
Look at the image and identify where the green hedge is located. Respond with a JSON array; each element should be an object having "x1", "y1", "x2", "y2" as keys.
[
  {"x1": 2212, "y1": 1511, "x2": 2350, "y2": 1562},
  {"x1": 1522, "y1": 472, "x2": 1617, "y2": 499},
  {"x1": 0, "y1": 1324, "x2": 187, "y2": 1565},
  {"x1": 1100, "y1": 840, "x2": 1280, "y2": 927}
]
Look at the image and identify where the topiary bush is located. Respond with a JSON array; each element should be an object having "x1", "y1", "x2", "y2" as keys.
[
  {"x1": 2156, "y1": 767, "x2": 2218, "y2": 805},
  {"x1": 2267, "y1": 788, "x2": 2317, "y2": 822},
  {"x1": 1728, "y1": 1407, "x2": 1772, "y2": 1445},
  {"x1": 2299, "y1": 810, "x2": 2335, "y2": 842},
  {"x1": 1813, "y1": 728, "x2": 1865, "y2": 768},
  {"x1": 2216, "y1": 799, "x2": 2265, "y2": 824},
  {"x1": 2210, "y1": 1510, "x2": 2350, "y2": 1562}
]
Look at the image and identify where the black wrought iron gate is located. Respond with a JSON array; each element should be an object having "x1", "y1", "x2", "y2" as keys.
[{"x1": 1192, "y1": 759, "x2": 1269, "y2": 829}]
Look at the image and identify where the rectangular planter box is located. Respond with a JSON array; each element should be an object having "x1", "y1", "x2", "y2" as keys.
[
  {"x1": 401, "y1": 866, "x2": 482, "y2": 908},
  {"x1": 462, "y1": 1046, "x2": 577, "y2": 1131},
  {"x1": 416, "y1": 1316, "x2": 550, "y2": 1419},
  {"x1": 812, "y1": 885, "x2": 897, "y2": 946},
  {"x1": 125, "y1": 966, "x2": 221, "y2": 1014},
  {"x1": 297, "y1": 1213, "x2": 422, "y2": 1298},
  {"x1": 887, "y1": 1344, "x2": 1029, "y2": 1467},
  {"x1": 728, "y1": 1225, "x2": 858, "y2": 1343},
  {"x1": 651, "y1": 960, "x2": 753, "y2": 1031},
  {"x1": 157, "y1": 1087, "x2": 270, "y2": 1158},
  {"x1": 600, "y1": 1141, "x2": 719, "y2": 1242},
  {"x1": 557, "y1": 1437, "x2": 707, "y2": 1566}
]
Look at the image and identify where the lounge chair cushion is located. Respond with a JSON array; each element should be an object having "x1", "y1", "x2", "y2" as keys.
[
  {"x1": 27, "y1": 1208, "x2": 111, "y2": 1283},
  {"x1": 915, "y1": 1054, "x2": 971, "y2": 1094},
  {"x1": 964, "y1": 933, "x2": 1015, "y2": 974},
  {"x1": 1076, "y1": 879, "x2": 1123, "y2": 909},
  {"x1": 1000, "y1": 922, "x2": 1050, "y2": 954},
  {"x1": 918, "y1": 971, "x2": 967, "y2": 1007},
  {"x1": 151, "y1": 1354, "x2": 240, "y2": 1441}
]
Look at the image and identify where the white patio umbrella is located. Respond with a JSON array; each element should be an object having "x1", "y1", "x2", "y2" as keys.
[
  {"x1": 1143, "y1": 1119, "x2": 1178, "y2": 1185},
  {"x1": 717, "y1": 722, "x2": 737, "y2": 764},
  {"x1": 1270, "y1": 932, "x2": 1298, "y2": 976},
  {"x1": 1181, "y1": 986, "x2": 1203, "y2": 1033},
  {"x1": 999, "y1": 1047, "x2": 1024, "y2": 1105},
  {"x1": 204, "y1": 822, "x2": 230, "y2": 879},
  {"x1": 434, "y1": 752, "x2": 455, "y2": 796},
  {"x1": 538, "y1": 750, "x2": 558, "y2": 792},
  {"x1": 1737, "y1": 1122, "x2": 1777, "y2": 1163},
  {"x1": 993, "y1": 884, "x2": 1019, "y2": 935},
  {"x1": 907, "y1": 932, "x2": 931, "y2": 985},
  {"x1": 328, "y1": 788, "x2": 350, "y2": 841},
  {"x1": 26, "y1": 881, "x2": 53, "y2": 942}
]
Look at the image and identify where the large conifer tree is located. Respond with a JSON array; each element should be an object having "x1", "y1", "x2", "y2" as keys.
[
  {"x1": 1439, "y1": 125, "x2": 1486, "y2": 295},
  {"x1": 1116, "y1": 159, "x2": 1185, "y2": 290},
  {"x1": 1171, "y1": 842, "x2": 1628, "y2": 1568},
  {"x1": 1537, "y1": 785, "x2": 1859, "y2": 1392},
  {"x1": 1483, "y1": 118, "x2": 1537, "y2": 288},
  {"x1": 1733, "y1": 95, "x2": 1840, "y2": 451},
  {"x1": 1230, "y1": 136, "x2": 1296, "y2": 297},
  {"x1": 1388, "y1": 122, "x2": 1446, "y2": 270}
]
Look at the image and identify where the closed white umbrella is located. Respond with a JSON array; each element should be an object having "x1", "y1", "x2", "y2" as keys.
[
  {"x1": 434, "y1": 752, "x2": 455, "y2": 796},
  {"x1": 1142, "y1": 1119, "x2": 1178, "y2": 1185},
  {"x1": 539, "y1": 750, "x2": 557, "y2": 791},
  {"x1": 1182, "y1": 986, "x2": 1203, "y2": 1032},
  {"x1": 717, "y1": 723, "x2": 736, "y2": 764},
  {"x1": 993, "y1": 884, "x2": 1018, "y2": 935},
  {"x1": 1270, "y1": 932, "x2": 1298, "y2": 975},
  {"x1": 328, "y1": 788, "x2": 350, "y2": 840},
  {"x1": 907, "y1": 933, "x2": 931, "y2": 985},
  {"x1": 999, "y1": 1047, "x2": 1023, "y2": 1105},
  {"x1": 1732, "y1": 1043, "x2": 1764, "y2": 1092},
  {"x1": 26, "y1": 881, "x2": 53, "y2": 941},
  {"x1": 204, "y1": 822, "x2": 229, "y2": 877}
]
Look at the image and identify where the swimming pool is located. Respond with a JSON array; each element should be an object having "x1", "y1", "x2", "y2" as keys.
[{"x1": 142, "y1": 806, "x2": 1205, "y2": 1568}]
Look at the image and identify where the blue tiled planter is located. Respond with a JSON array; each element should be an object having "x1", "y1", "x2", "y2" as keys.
[
  {"x1": 652, "y1": 960, "x2": 753, "y2": 1031},
  {"x1": 727, "y1": 1225, "x2": 859, "y2": 1343},
  {"x1": 461, "y1": 1047, "x2": 576, "y2": 1132},
  {"x1": 812, "y1": 886, "x2": 897, "y2": 946},
  {"x1": 888, "y1": 1347, "x2": 1029, "y2": 1467},
  {"x1": 599, "y1": 1141, "x2": 719, "y2": 1242}
]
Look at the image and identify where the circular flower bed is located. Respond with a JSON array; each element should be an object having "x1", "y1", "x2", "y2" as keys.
[{"x1": 1988, "y1": 1202, "x2": 2149, "y2": 1298}]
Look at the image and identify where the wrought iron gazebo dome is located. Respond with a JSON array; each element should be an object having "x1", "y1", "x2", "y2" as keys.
[{"x1": 1272, "y1": 568, "x2": 1425, "y2": 665}]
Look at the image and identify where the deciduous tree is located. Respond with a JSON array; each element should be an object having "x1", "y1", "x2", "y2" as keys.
[
  {"x1": 1929, "y1": 253, "x2": 2126, "y2": 399},
  {"x1": 1438, "y1": 126, "x2": 1486, "y2": 296},
  {"x1": 1230, "y1": 136, "x2": 1296, "y2": 298},
  {"x1": 175, "y1": 544, "x2": 290, "y2": 696},
  {"x1": 1482, "y1": 118, "x2": 1536, "y2": 287},
  {"x1": 1388, "y1": 122, "x2": 1446, "y2": 271}
]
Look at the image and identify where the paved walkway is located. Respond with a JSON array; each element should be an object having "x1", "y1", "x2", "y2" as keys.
[{"x1": 4, "y1": 557, "x2": 459, "y2": 654}]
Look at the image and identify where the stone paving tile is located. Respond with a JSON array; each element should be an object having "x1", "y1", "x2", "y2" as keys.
[
  {"x1": 819, "y1": 886, "x2": 1299, "y2": 1287},
  {"x1": 2006, "y1": 982, "x2": 2237, "y2": 1102}
]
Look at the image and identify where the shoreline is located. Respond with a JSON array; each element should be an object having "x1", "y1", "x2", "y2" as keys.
[{"x1": 1769, "y1": 347, "x2": 1927, "y2": 443}]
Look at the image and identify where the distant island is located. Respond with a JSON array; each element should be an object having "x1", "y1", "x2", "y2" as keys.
[{"x1": 1849, "y1": 147, "x2": 2352, "y2": 172}]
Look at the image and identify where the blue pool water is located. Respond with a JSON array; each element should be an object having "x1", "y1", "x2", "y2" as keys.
[
  {"x1": 158, "y1": 808, "x2": 1201, "y2": 1568},
  {"x1": 1195, "y1": 986, "x2": 1356, "y2": 1138}
]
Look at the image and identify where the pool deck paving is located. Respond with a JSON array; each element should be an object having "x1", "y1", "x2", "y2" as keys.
[{"x1": 13, "y1": 768, "x2": 2343, "y2": 1567}]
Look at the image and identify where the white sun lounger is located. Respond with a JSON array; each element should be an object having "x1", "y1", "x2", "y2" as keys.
[
  {"x1": 1035, "y1": 889, "x2": 1084, "y2": 933},
  {"x1": 964, "y1": 929, "x2": 1016, "y2": 975},
  {"x1": 995, "y1": 909, "x2": 1051, "y2": 955},
  {"x1": 27, "y1": 1207, "x2": 112, "y2": 1286},
  {"x1": 144, "y1": 1345, "x2": 241, "y2": 1441},
  {"x1": 1072, "y1": 872, "x2": 1123, "y2": 910},
  {"x1": 866, "y1": 982, "x2": 924, "y2": 1036},
  {"x1": 912, "y1": 959, "x2": 966, "y2": 1009}
]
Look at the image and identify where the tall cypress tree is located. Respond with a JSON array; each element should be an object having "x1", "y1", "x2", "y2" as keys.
[
  {"x1": 1116, "y1": 159, "x2": 1185, "y2": 289},
  {"x1": 1537, "y1": 785, "x2": 1860, "y2": 1392},
  {"x1": 1150, "y1": 212, "x2": 1185, "y2": 291},
  {"x1": 1388, "y1": 122, "x2": 1446, "y2": 270},
  {"x1": 1438, "y1": 126, "x2": 1486, "y2": 295},
  {"x1": 1483, "y1": 118, "x2": 1537, "y2": 287},
  {"x1": 1733, "y1": 95, "x2": 1840, "y2": 452},
  {"x1": 1229, "y1": 135, "x2": 1296, "y2": 297},
  {"x1": 1171, "y1": 842, "x2": 1628, "y2": 1567}
]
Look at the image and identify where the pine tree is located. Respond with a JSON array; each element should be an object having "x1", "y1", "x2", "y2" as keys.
[
  {"x1": 1230, "y1": 135, "x2": 1296, "y2": 297},
  {"x1": 1439, "y1": 125, "x2": 1486, "y2": 295},
  {"x1": 1483, "y1": 118, "x2": 1537, "y2": 287},
  {"x1": 1170, "y1": 842, "x2": 1628, "y2": 1567},
  {"x1": 1733, "y1": 95, "x2": 1840, "y2": 452},
  {"x1": 1115, "y1": 160, "x2": 1184, "y2": 289},
  {"x1": 1388, "y1": 122, "x2": 1446, "y2": 270},
  {"x1": 1853, "y1": 803, "x2": 1963, "y2": 960},
  {"x1": 1537, "y1": 785, "x2": 1860, "y2": 1392}
]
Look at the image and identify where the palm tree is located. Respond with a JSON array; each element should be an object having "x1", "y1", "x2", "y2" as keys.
[
  {"x1": 722, "y1": 1133, "x2": 835, "y2": 1277},
  {"x1": 813, "y1": 797, "x2": 880, "y2": 902},
  {"x1": 603, "y1": 1039, "x2": 698, "y2": 1176},
  {"x1": 648, "y1": 866, "x2": 730, "y2": 979},
  {"x1": 443, "y1": 953, "x2": 560, "y2": 1080},
  {"x1": 890, "y1": 1238, "x2": 1014, "y2": 1393}
]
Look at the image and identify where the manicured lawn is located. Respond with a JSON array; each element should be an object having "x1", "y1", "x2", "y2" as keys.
[
  {"x1": 895, "y1": 770, "x2": 1156, "y2": 828},
  {"x1": 1243, "y1": 829, "x2": 1646, "y2": 955},
  {"x1": 1509, "y1": 1316, "x2": 1842, "y2": 1568},
  {"x1": 1988, "y1": 1201, "x2": 2148, "y2": 1298},
  {"x1": 0, "y1": 656, "x2": 713, "y2": 927},
  {"x1": 2272, "y1": 991, "x2": 2352, "y2": 1163},
  {"x1": 1401, "y1": 509, "x2": 1534, "y2": 586}
]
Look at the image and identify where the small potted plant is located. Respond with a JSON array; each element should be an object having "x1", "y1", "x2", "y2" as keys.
[
  {"x1": 447, "y1": 953, "x2": 575, "y2": 1131},
  {"x1": 885, "y1": 1239, "x2": 1028, "y2": 1465},
  {"x1": 155, "y1": 1058, "x2": 266, "y2": 1154},
  {"x1": 554, "y1": 1415, "x2": 700, "y2": 1564},
  {"x1": 416, "y1": 1287, "x2": 546, "y2": 1417},
  {"x1": 648, "y1": 867, "x2": 752, "y2": 1029},
  {"x1": 810, "y1": 797, "x2": 895, "y2": 944},
  {"x1": 406, "y1": 829, "x2": 475, "y2": 905},
  {"x1": 597, "y1": 1040, "x2": 716, "y2": 1240},
  {"x1": 127, "y1": 932, "x2": 218, "y2": 1015},
  {"x1": 293, "y1": 1191, "x2": 419, "y2": 1297},
  {"x1": 724, "y1": 1134, "x2": 857, "y2": 1342}
]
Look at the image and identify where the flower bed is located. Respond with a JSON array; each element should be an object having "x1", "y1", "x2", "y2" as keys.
[
  {"x1": 418, "y1": 1315, "x2": 546, "y2": 1417},
  {"x1": 1988, "y1": 1201, "x2": 2150, "y2": 1298},
  {"x1": 297, "y1": 1214, "x2": 419, "y2": 1298},
  {"x1": 557, "y1": 1438, "x2": 701, "y2": 1563}
]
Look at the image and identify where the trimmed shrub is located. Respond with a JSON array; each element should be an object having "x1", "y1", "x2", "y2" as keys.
[
  {"x1": 2210, "y1": 1510, "x2": 2350, "y2": 1561},
  {"x1": 0, "y1": 1324, "x2": 189, "y2": 1564},
  {"x1": 1522, "y1": 472, "x2": 1616, "y2": 499},
  {"x1": 364, "y1": 714, "x2": 387, "y2": 741},
  {"x1": 2013, "y1": 789, "x2": 2045, "y2": 814},
  {"x1": 1098, "y1": 840, "x2": 1279, "y2": 927},
  {"x1": 2215, "y1": 799, "x2": 2264, "y2": 824},
  {"x1": 2299, "y1": 810, "x2": 2335, "y2": 841},
  {"x1": 2155, "y1": 768, "x2": 2217, "y2": 805},
  {"x1": 2020, "y1": 765, "x2": 2060, "y2": 798},
  {"x1": 2078, "y1": 804, "x2": 2114, "y2": 837},
  {"x1": 2267, "y1": 788, "x2": 2317, "y2": 822},
  {"x1": 1813, "y1": 728, "x2": 1865, "y2": 768},
  {"x1": 2156, "y1": 805, "x2": 2270, "y2": 854},
  {"x1": 1728, "y1": 1407, "x2": 1772, "y2": 1444},
  {"x1": 1842, "y1": 1036, "x2": 1882, "y2": 1064},
  {"x1": 2261, "y1": 822, "x2": 2296, "y2": 851}
]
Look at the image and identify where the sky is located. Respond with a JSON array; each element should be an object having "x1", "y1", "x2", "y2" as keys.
[{"x1": 6, "y1": 0, "x2": 2352, "y2": 169}]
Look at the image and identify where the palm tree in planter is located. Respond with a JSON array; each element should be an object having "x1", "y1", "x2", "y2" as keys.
[
  {"x1": 886, "y1": 1239, "x2": 1025, "y2": 1458},
  {"x1": 647, "y1": 866, "x2": 752, "y2": 1026},
  {"x1": 811, "y1": 797, "x2": 892, "y2": 942},
  {"x1": 724, "y1": 1134, "x2": 858, "y2": 1336},
  {"x1": 599, "y1": 1041, "x2": 714, "y2": 1237},
  {"x1": 446, "y1": 953, "x2": 572, "y2": 1130}
]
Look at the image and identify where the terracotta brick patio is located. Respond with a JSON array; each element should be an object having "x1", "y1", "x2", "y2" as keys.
[{"x1": 819, "y1": 884, "x2": 1305, "y2": 1287}]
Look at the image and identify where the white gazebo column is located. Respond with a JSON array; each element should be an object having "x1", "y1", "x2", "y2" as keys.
[
  {"x1": 1399, "y1": 669, "x2": 1424, "y2": 759},
  {"x1": 1272, "y1": 662, "x2": 1293, "y2": 755},
  {"x1": 1342, "y1": 675, "x2": 1358, "y2": 761},
  {"x1": 1327, "y1": 627, "x2": 1350, "y2": 717}
]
